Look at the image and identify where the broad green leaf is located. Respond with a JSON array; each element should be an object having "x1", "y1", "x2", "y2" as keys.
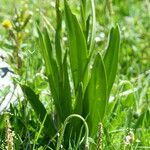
[
  {"x1": 43, "y1": 27, "x2": 59, "y2": 91},
  {"x1": 85, "y1": 53, "x2": 107, "y2": 137},
  {"x1": 21, "y1": 85, "x2": 56, "y2": 136},
  {"x1": 59, "y1": 51, "x2": 72, "y2": 121},
  {"x1": 104, "y1": 25, "x2": 120, "y2": 96},
  {"x1": 37, "y1": 26, "x2": 53, "y2": 77},
  {"x1": 38, "y1": 26, "x2": 73, "y2": 123},
  {"x1": 37, "y1": 27, "x2": 63, "y2": 122},
  {"x1": 64, "y1": 0, "x2": 88, "y2": 90},
  {"x1": 45, "y1": 27, "x2": 72, "y2": 122},
  {"x1": 37, "y1": 27, "x2": 58, "y2": 98}
]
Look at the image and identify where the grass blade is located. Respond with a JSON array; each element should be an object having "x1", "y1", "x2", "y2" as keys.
[
  {"x1": 88, "y1": 0, "x2": 96, "y2": 53},
  {"x1": 55, "y1": 0, "x2": 62, "y2": 67}
]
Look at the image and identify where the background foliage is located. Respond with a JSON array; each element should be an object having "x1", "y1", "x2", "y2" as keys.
[{"x1": 0, "y1": 0, "x2": 149, "y2": 149}]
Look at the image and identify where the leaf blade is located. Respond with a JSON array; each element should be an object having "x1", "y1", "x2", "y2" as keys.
[
  {"x1": 104, "y1": 25, "x2": 120, "y2": 95},
  {"x1": 64, "y1": 0, "x2": 88, "y2": 90},
  {"x1": 85, "y1": 53, "x2": 107, "y2": 137},
  {"x1": 21, "y1": 85, "x2": 56, "y2": 136}
]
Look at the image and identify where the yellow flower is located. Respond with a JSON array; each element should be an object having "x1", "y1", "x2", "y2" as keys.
[{"x1": 2, "y1": 20, "x2": 12, "y2": 29}]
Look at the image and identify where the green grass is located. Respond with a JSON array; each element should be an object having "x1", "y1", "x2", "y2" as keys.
[{"x1": 0, "y1": 0, "x2": 149, "y2": 149}]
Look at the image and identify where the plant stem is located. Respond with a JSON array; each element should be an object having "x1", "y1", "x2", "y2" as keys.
[{"x1": 56, "y1": 114, "x2": 89, "y2": 150}]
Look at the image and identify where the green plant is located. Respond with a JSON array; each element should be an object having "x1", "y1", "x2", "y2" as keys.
[
  {"x1": 1, "y1": 0, "x2": 149, "y2": 149},
  {"x1": 22, "y1": 0, "x2": 120, "y2": 148}
]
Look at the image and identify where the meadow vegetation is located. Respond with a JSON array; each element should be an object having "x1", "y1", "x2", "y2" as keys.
[{"x1": 0, "y1": 0, "x2": 149, "y2": 149}]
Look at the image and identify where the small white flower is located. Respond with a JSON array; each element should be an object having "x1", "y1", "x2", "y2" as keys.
[
  {"x1": 99, "y1": 32, "x2": 105, "y2": 39},
  {"x1": 13, "y1": 15, "x2": 18, "y2": 19},
  {"x1": 124, "y1": 131, "x2": 134, "y2": 145},
  {"x1": 95, "y1": 37, "x2": 101, "y2": 43},
  {"x1": 63, "y1": 37, "x2": 67, "y2": 42},
  {"x1": 50, "y1": 2, "x2": 55, "y2": 8},
  {"x1": 124, "y1": 135, "x2": 132, "y2": 145},
  {"x1": 20, "y1": 22, "x2": 24, "y2": 26},
  {"x1": 36, "y1": 8, "x2": 40, "y2": 12},
  {"x1": 25, "y1": 29, "x2": 29, "y2": 33},
  {"x1": 28, "y1": 11, "x2": 33, "y2": 16},
  {"x1": 24, "y1": 4, "x2": 28, "y2": 9},
  {"x1": 15, "y1": 22, "x2": 19, "y2": 27},
  {"x1": 57, "y1": 133, "x2": 60, "y2": 137}
]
